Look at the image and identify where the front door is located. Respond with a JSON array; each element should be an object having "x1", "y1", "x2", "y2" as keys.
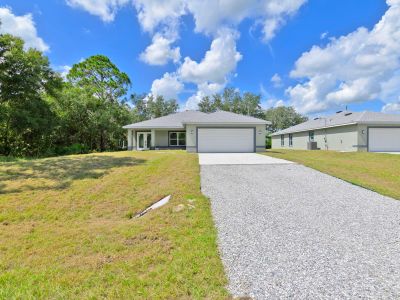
[{"x1": 137, "y1": 132, "x2": 152, "y2": 150}]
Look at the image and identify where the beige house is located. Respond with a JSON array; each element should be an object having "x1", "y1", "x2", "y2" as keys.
[
  {"x1": 123, "y1": 110, "x2": 270, "y2": 153},
  {"x1": 271, "y1": 111, "x2": 400, "y2": 152}
]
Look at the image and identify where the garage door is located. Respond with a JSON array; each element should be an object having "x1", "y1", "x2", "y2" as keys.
[
  {"x1": 368, "y1": 127, "x2": 400, "y2": 152},
  {"x1": 197, "y1": 128, "x2": 255, "y2": 153}
]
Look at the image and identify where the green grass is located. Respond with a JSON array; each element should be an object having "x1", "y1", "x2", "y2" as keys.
[
  {"x1": 0, "y1": 151, "x2": 228, "y2": 299},
  {"x1": 264, "y1": 149, "x2": 400, "y2": 200}
]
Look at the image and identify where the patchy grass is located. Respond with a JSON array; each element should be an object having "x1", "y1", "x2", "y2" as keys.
[
  {"x1": 0, "y1": 151, "x2": 228, "y2": 299},
  {"x1": 264, "y1": 149, "x2": 400, "y2": 200}
]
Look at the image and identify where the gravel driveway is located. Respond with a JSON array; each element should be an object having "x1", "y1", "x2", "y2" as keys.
[{"x1": 201, "y1": 163, "x2": 400, "y2": 299}]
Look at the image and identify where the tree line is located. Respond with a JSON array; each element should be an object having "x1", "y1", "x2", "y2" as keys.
[{"x1": 0, "y1": 32, "x2": 307, "y2": 157}]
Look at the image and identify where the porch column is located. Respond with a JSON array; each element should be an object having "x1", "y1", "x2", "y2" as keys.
[
  {"x1": 151, "y1": 129, "x2": 155, "y2": 149},
  {"x1": 127, "y1": 129, "x2": 133, "y2": 150}
]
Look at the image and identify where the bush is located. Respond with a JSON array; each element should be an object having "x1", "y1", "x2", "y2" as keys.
[
  {"x1": 265, "y1": 136, "x2": 272, "y2": 149},
  {"x1": 56, "y1": 143, "x2": 90, "y2": 155}
]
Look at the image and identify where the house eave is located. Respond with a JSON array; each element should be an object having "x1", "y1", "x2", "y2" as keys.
[
  {"x1": 123, "y1": 125, "x2": 185, "y2": 129},
  {"x1": 271, "y1": 122, "x2": 358, "y2": 136},
  {"x1": 182, "y1": 121, "x2": 270, "y2": 125}
]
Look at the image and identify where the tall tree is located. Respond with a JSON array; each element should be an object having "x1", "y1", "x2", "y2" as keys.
[
  {"x1": 241, "y1": 92, "x2": 263, "y2": 117},
  {"x1": 264, "y1": 106, "x2": 308, "y2": 132},
  {"x1": 130, "y1": 94, "x2": 179, "y2": 120},
  {"x1": 0, "y1": 34, "x2": 62, "y2": 156},
  {"x1": 198, "y1": 96, "x2": 214, "y2": 113},
  {"x1": 67, "y1": 55, "x2": 131, "y2": 151},
  {"x1": 67, "y1": 55, "x2": 131, "y2": 103},
  {"x1": 211, "y1": 94, "x2": 223, "y2": 111}
]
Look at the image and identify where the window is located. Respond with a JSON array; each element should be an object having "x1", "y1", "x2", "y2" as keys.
[
  {"x1": 309, "y1": 131, "x2": 314, "y2": 141},
  {"x1": 289, "y1": 134, "x2": 293, "y2": 147},
  {"x1": 280, "y1": 135, "x2": 284, "y2": 147},
  {"x1": 169, "y1": 131, "x2": 186, "y2": 146}
]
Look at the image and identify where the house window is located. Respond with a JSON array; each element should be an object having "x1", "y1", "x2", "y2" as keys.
[
  {"x1": 289, "y1": 134, "x2": 293, "y2": 147},
  {"x1": 280, "y1": 135, "x2": 284, "y2": 147},
  {"x1": 309, "y1": 131, "x2": 315, "y2": 141},
  {"x1": 169, "y1": 132, "x2": 186, "y2": 146}
]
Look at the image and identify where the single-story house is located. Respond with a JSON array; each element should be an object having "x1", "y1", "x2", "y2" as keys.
[
  {"x1": 271, "y1": 110, "x2": 400, "y2": 152},
  {"x1": 123, "y1": 110, "x2": 270, "y2": 153}
]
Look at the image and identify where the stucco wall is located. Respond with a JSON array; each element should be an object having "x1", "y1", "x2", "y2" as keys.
[{"x1": 271, "y1": 124, "x2": 359, "y2": 152}]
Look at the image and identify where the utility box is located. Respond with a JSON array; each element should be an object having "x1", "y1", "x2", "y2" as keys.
[{"x1": 307, "y1": 141, "x2": 318, "y2": 150}]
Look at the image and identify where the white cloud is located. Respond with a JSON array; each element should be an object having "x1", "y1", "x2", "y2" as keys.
[
  {"x1": 140, "y1": 34, "x2": 180, "y2": 65},
  {"x1": 66, "y1": 0, "x2": 129, "y2": 22},
  {"x1": 133, "y1": 0, "x2": 185, "y2": 33},
  {"x1": 287, "y1": 0, "x2": 400, "y2": 114},
  {"x1": 274, "y1": 99, "x2": 285, "y2": 107},
  {"x1": 270, "y1": 73, "x2": 282, "y2": 87},
  {"x1": 382, "y1": 102, "x2": 400, "y2": 113},
  {"x1": 132, "y1": 0, "x2": 306, "y2": 41},
  {"x1": 55, "y1": 65, "x2": 72, "y2": 79},
  {"x1": 179, "y1": 29, "x2": 242, "y2": 84},
  {"x1": 68, "y1": 0, "x2": 307, "y2": 108},
  {"x1": 320, "y1": 31, "x2": 328, "y2": 39},
  {"x1": 0, "y1": 7, "x2": 49, "y2": 52},
  {"x1": 184, "y1": 82, "x2": 225, "y2": 110},
  {"x1": 151, "y1": 72, "x2": 183, "y2": 100}
]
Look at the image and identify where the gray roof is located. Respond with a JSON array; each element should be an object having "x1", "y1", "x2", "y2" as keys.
[
  {"x1": 272, "y1": 111, "x2": 400, "y2": 136},
  {"x1": 123, "y1": 110, "x2": 270, "y2": 129}
]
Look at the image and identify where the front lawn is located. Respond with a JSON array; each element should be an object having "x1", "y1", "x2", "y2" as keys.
[
  {"x1": 0, "y1": 151, "x2": 228, "y2": 299},
  {"x1": 264, "y1": 150, "x2": 400, "y2": 200}
]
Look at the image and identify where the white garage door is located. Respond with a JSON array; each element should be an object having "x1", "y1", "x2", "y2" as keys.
[
  {"x1": 369, "y1": 127, "x2": 400, "y2": 152},
  {"x1": 198, "y1": 128, "x2": 255, "y2": 153}
]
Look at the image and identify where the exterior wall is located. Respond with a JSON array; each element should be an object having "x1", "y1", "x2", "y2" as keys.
[
  {"x1": 271, "y1": 124, "x2": 359, "y2": 152},
  {"x1": 185, "y1": 124, "x2": 266, "y2": 153},
  {"x1": 186, "y1": 124, "x2": 197, "y2": 153},
  {"x1": 127, "y1": 125, "x2": 267, "y2": 152},
  {"x1": 255, "y1": 124, "x2": 266, "y2": 152},
  {"x1": 154, "y1": 130, "x2": 169, "y2": 147},
  {"x1": 357, "y1": 124, "x2": 368, "y2": 152},
  {"x1": 127, "y1": 129, "x2": 133, "y2": 150}
]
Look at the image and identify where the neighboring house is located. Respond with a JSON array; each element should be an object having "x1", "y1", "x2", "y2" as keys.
[
  {"x1": 123, "y1": 110, "x2": 270, "y2": 153},
  {"x1": 271, "y1": 111, "x2": 400, "y2": 152}
]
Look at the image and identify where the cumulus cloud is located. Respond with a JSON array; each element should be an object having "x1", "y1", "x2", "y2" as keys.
[
  {"x1": 133, "y1": 0, "x2": 185, "y2": 33},
  {"x1": 270, "y1": 73, "x2": 282, "y2": 87},
  {"x1": 382, "y1": 102, "x2": 400, "y2": 113},
  {"x1": 179, "y1": 29, "x2": 242, "y2": 84},
  {"x1": 68, "y1": 0, "x2": 307, "y2": 108},
  {"x1": 66, "y1": 0, "x2": 129, "y2": 22},
  {"x1": 287, "y1": 0, "x2": 400, "y2": 114},
  {"x1": 184, "y1": 81, "x2": 225, "y2": 110},
  {"x1": 140, "y1": 34, "x2": 180, "y2": 65},
  {"x1": 0, "y1": 7, "x2": 49, "y2": 52},
  {"x1": 151, "y1": 72, "x2": 183, "y2": 100},
  {"x1": 133, "y1": 0, "x2": 306, "y2": 41},
  {"x1": 55, "y1": 65, "x2": 72, "y2": 79}
]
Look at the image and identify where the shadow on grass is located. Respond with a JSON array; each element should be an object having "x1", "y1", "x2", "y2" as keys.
[
  {"x1": 265, "y1": 150, "x2": 286, "y2": 154},
  {"x1": 0, "y1": 155, "x2": 146, "y2": 194}
]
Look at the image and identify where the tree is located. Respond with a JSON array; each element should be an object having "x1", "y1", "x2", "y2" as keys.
[
  {"x1": 198, "y1": 96, "x2": 214, "y2": 113},
  {"x1": 130, "y1": 94, "x2": 179, "y2": 120},
  {"x1": 211, "y1": 94, "x2": 223, "y2": 111},
  {"x1": 0, "y1": 34, "x2": 62, "y2": 156},
  {"x1": 67, "y1": 55, "x2": 131, "y2": 151},
  {"x1": 67, "y1": 55, "x2": 131, "y2": 103},
  {"x1": 264, "y1": 106, "x2": 308, "y2": 133},
  {"x1": 197, "y1": 88, "x2": 263, "y2": 117},
  {"x1": 241, "y1": 92, "x2": 263, "y2": 117}
]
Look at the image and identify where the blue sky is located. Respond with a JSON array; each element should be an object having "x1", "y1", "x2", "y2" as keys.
[{"x1": 1, "y1": 0, "x2": 399, "y2": 116}]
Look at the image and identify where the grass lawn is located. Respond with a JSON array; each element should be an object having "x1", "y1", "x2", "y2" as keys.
[
  {"x1": 264, "y1": 149, "x2": 400, "y2": 200},
  {"x1": 0, "y1": 151, "x2": 228, "y2": 299}
]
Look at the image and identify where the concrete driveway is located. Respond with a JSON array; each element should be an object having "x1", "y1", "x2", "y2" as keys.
[
  {"x1": 200, "y1": 157, "x2": 400, "y2": 299},
  {"x1": 198, "y1": 153, "x2": 293, "y2": 165}
]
